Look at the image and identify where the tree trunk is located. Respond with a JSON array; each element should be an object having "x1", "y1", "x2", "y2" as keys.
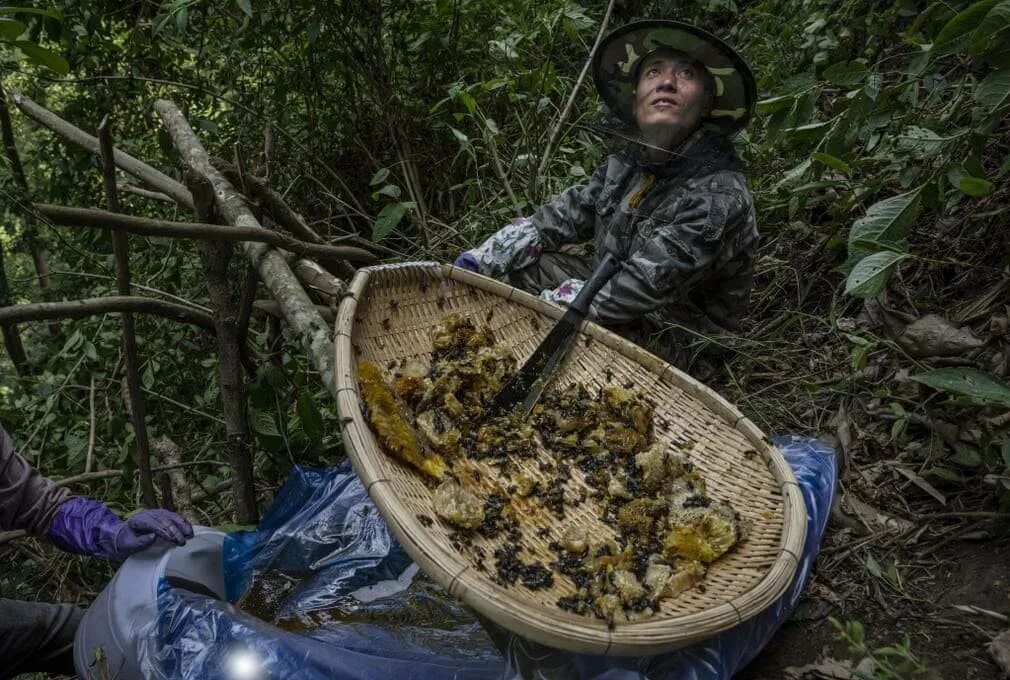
[
  {"x1": 188, "y1": 170, "x2": 258, "y2": 524},
  {"x1": 0, "y1": 243, "x2": 29, "y2": 375}
]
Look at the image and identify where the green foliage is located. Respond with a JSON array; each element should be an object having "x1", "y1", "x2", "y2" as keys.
[
  {"x1": 910, "y1": 367, "x2": 1010, "y2": 406},
  {"x1": 830, "y1": 618, "x2": 941, "y2": 679}
]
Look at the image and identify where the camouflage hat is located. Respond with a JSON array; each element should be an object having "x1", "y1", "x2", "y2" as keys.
[{"x1": 592, "y1": 20, "x2": 756, "y2": 135}]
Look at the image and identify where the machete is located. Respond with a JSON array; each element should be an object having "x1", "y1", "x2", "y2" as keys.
[{"x1": 488, "y1": 252, "x2": 621, "y2": 419}]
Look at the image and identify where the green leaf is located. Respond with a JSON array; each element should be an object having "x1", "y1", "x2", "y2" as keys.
[
  {"x1": 372, "y1": 184, "x2": 401, "y2": 200},
  {"x1": 449, "y1": 126, "x2": 470, "y2": 148},
  {"x1": 0, "y1": 18, "x2": 26, "y2": 39},
  {"x1": 974, "y1": 69, "x2": 1010, "y2": 109},
  {"x1": 958, "y1": 175, "x2": 994, "y2": 196},
  {"x1": 924, "y1": 466, "x2": 967, "y2": 483},
  {"x1": 1001, "y1": 440, "x2": 1010, "y2": 469},
  {"x1": 934, "y1": 0, "x2": 1000, "y2": 50},
  {"x1": 235, "y1": 0, "x2": 253, "y2": 18},
  {"x1": 811, "y1": 152, "x2": 850, "y2": 174},
  {"x1": 911, "y1": 367, "x2": 1010, "y2": 406},
  {"x1": 845, "y1": 251, "x2": 908, "y2": 297},
  {"x1": 848, "y1": 186, "x2": 925, "y2": 254},
  {"x1": 372, "y1": 202, "x2": 408, "y2": 241},
  {"x1": 0, "y1": 7, "x2": 63, "y2": 20},
  {"x1": 866, "y1": 554, "x2": 883, "y2": 578},
  {"x1": 252, "y1": 411, "x2": 281, "y2": 437},
  {"x1": 970, "y1": 0, "x2": 1010, "y2": 57},
  {"x1": 823, "y1": 60, "x2": 870, "y2": 86},
  {"x1": 296, "y1": 392, "x2": 323, "y2": 442},
  {"x1": 369, "y1": 168, "x2": 390, "y2": 185},
  {"x1": 897, "y1": 126, "x2": 947, "y2": 156},
  {"x1": 14, "y1": 40, "x2": 68, "y2": 74},
  {"x1": 756, "y1": 93, "x2": 797, "y2": 113},
  {"x1": 459, "y1": 91, "x2": 477, "y2": 115}
]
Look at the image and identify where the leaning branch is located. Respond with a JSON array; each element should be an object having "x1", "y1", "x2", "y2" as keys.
[
  {"x1": 154, "y1": 99, "x2": 338, "y2": 396},
  {"x1": 0, "y1": 296, "x2": 216, "y2": 333},
  {"x1": 35, "y1": 203, "x2": 378, "y2": 264}
]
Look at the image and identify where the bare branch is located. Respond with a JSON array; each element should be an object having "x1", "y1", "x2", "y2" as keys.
[
  {"x1": 154, "y1": 99, "x2": 339, "y2": 398},
  {"x1": 35, "y1": 203, "x2": 378, "y2": 264},
  {"x1": 0, "y1": 296, "x2": 216, "y2": 333}
]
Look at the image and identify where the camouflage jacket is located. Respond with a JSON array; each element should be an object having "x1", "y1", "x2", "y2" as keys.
[{"x1": 464, "y1": 130, "x2": 759, "y2": 344}]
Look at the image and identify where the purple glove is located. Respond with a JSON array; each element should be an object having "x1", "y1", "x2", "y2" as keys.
[
  {"x1": 453, "y1": 252, "x2": 481, "y2": 273},
  {"x1": 48, "y1": 497, "x2": 194, "y2": 561}
]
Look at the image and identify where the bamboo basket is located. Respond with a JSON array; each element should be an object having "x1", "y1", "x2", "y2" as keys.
[{"x1": 333, "y1": 262, "x2": 806, "y2": 656}]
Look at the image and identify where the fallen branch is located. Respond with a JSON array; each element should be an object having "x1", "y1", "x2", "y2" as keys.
[
  {"x1": 11, "y1": 94, "x2": 348, "y2": 284},
  {"x1": 0, "y1": 296, "x2": 216, "y2": 333},
  {"x1": 154, "y1": 99, "x2": 338, "y2": 397},
  {"x1": 12, "y1": 91, "x2": 193, "y2": 208},
  {"x1": 118, "y1": 183, "x2": 174, "y2": 203},
  {"x1": 35, "y1": 203, "x2": 378, "y2": 264},
  {"x1": 254, "y1": 299, "x2": 335, "y2": 323}
]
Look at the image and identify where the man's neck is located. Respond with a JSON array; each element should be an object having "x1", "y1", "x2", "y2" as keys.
[{"x1": 640, "y1": 126, "x2": 703, "y2": 163}]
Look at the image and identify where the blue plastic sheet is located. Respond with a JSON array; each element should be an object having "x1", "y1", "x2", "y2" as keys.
[{"x1": 141, "y1": 436, "x2": 836, "y2": 679}]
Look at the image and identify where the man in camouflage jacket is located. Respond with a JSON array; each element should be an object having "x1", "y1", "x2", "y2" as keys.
[{"x1": 455, "y1": 20, "x2": 758, "y2": 370}]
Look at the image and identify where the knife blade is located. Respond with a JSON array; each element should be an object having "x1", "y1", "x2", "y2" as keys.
[{"x1": 487, "y1": 252, "x2": 621, "y2": 418}]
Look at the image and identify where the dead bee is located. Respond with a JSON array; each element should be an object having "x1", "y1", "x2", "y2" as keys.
[
  {"x1": 623, "y1": 380, "x2": 634, "y2": 389},
  {"x1": 485, "y1": 308, "x2": 495, "y2": 323},
  {"x1": 417, "y1": 514, "x2": 434, "y2": 527},
  {"x1": 605, "y1": 368, "x2": 614, "y2": 382},
  {"x1": 530, "y1": 318, "x2": 540, "y2": 332},
  {"x1": 697, "y1": 583, "x2": 707, "y2": 594},
  {"x1": 583, "y1": 335, "x2": 592, "y2": 347},
  {"x1": 389, "y1": 298, "x2": 399, "y2": 311},
  {"x1": 387, "y1": 359, "x2": 398, "y2": 370},
  {"x1": 536, "y1": 527, "x2": 551, "y2": 539},
  {"x1": 380, "y1": 318, "x2": 391, "y2": 330},
  {"x1": 743, "y1": 449, "x2": 758, "y2": 461},
  {"x1": 436, "y1": 298, "x2": 446, "y2": 310}
]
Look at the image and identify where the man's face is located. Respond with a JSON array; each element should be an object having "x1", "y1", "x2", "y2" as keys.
[{"x1": 632, "y1": 50, "x2": 711, "y2": 140}]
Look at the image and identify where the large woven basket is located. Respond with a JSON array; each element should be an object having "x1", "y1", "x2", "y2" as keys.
[{"x1": 333, "y1": 262, "x2": 806, "y2": 656}]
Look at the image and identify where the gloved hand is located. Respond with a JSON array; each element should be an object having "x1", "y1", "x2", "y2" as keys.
[
  {"x1": 452, "y1": 252, "x2": 481, "y2": 273},
  {"x1": 48, "y1": 497, "x2": 194, "y2": 561}
]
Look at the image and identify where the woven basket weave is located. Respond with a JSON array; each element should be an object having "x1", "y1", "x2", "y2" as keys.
[{"x1": 333, "y1": 262, "x2": 806, "y2": 656}]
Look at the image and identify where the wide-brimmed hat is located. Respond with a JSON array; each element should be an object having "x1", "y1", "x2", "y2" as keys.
[{"x1": 592, "y1": 19, "x2": 757, "y2": 135}]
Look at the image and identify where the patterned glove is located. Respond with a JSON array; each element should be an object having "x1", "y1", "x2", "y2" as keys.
[
  {"x1": 48, "y1": 497, "x2": 194, "y2": 561},
  {"x1": 453, "y1": 253, "x2": 481, "y2": 273}
]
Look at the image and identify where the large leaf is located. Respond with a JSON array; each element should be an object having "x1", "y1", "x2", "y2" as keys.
[
  {"x1": 845, "y1": 251, "x2": 908, "y2": 297},
  {"x1": 970, "y1": 0, "x2": 1010, "y2": 57},
  {"x1": 848, "y1": 185, "x2": 925, "y2": 253},
  {"x1": 811, "y1": 152, "x2": 851, "y2": 175},
  {"x1": 372, "y1": 202, "x2": 409, "y2": 241},
  {"x1": 14, "y1": 40, "x2": 68, "y2": 74},
  {"x1": 958, "y1": 175, "x2": 994, "y2": 196},
  {"x1": 911, "y1": 367, "x2": 1010, "y2": 406},
  {"x1": 897, "y1": 126, "x2": 947, "y2": 157},
  {"x1": 296, "y1": 392, "x2": 323, "y2": 443},
  {"x1": 823, "y1": 61, "x2": 870, "y2": 86},
  {"x1": 0, "y1": 6, "x2": 63, "y2": 19},
  {"x1": 933, "y1": 0, "x2": 1000, "y2": 52},
  {"x1": 0, "y1": 18, "x2": 26, "y2": 39},
  {"x1": 235, "y1": 0, "x2": 253, "y2": 18},
  {"x1": 974, "y1": 69, "x2": 1010, "y2": 108}
]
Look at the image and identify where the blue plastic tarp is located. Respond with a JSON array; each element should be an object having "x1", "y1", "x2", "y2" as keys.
[{"x1": 140, "y1": 436, "x2": 836, "y2": 679}]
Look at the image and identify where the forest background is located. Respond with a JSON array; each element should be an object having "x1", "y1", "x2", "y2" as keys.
[{"x1": 1, "y1": 0, "x2": 1009, "y2": 677}]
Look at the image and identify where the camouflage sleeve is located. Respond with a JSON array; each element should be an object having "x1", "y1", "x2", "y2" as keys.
[
  {"x1": 463, "y1": 217, "x2": 543, "y2": 277},
  {"x1": 589, "y1": 185, "x2": 752, "y2": 324},
  {"x1": 529, "y1": 162, "x2": 608, "y2": 250}
]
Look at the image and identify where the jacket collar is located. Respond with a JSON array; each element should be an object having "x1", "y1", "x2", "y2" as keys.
[{"x1": 629, "y1": 129, "x2": 743, "y2": 178}]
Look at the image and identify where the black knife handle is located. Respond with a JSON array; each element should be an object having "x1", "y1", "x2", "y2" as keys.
[{"x1": 567, "y1": 253, "x2": 621, "y2": 317}]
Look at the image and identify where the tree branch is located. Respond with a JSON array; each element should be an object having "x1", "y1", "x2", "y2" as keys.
[
  {"x1": 0, "y1": 296, "x2": 216, "y2": 333},
  {"x1": 99, "y1": 115, "x2": 161, "y2": 510},
  {"x1": 154, "y1": 99, "x2": 339, "y2": 398},
  {"x1": 34, "y1": 203, "x2": 377, "y2": 264}
]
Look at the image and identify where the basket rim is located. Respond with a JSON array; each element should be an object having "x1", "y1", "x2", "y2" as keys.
[{"x1": 333, "y1": 261, "x2": 807, "y2": 655}]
